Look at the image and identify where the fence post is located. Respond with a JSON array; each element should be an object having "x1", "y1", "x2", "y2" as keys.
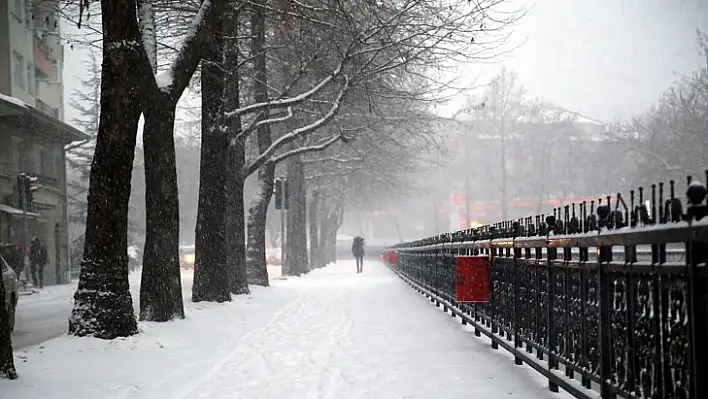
[
  {"x1": 513, "y1": 236, "x2": 522, "y2": 366},
  {"x1": 687, "y1": 239, "x2": 708, "y2": 398},
  {"x1": 546, "y1": 242, "x2": 559, "y2": 393},
  {"x1": 598, "y1": 242, "x2": 614, "y2": 398}
]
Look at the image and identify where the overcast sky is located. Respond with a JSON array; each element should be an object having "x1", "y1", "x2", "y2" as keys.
[{"x1": 62, "y1": 0, "x2": 708, "y2": 127}]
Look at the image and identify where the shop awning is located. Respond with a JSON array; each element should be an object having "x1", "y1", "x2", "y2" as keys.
[{"x1": 0, "y1": 204, "x2": 42, "y2": 218}]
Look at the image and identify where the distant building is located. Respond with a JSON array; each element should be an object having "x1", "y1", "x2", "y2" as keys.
[{"x1": 0, "y1": 0, "x2": 88, "y2": 285}]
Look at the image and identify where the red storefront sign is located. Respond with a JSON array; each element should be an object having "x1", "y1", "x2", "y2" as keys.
[{"x1": 455, "y1": 256, "x2": 490, "y2": 302}]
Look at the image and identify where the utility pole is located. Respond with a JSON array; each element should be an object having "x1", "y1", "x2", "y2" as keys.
[{"x1": 274, "y1": 177, "x2": 289, "y2": 271}]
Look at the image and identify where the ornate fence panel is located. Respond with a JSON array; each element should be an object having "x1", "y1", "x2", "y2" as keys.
[{"x1": 385, "y1": 175, "x2": 708, "y2": 399}]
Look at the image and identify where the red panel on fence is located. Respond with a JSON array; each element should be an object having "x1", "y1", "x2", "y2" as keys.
[
  {"x1": 455, "y1": 256, "x2": 490, "y2": 303},
  {"x1": 389, "y1": 251, "x2": 399, "y2": 265}
]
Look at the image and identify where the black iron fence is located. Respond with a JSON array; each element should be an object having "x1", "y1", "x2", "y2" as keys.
[{"x1": 385, "y1": 174, "x2": 708, "y2": 399}]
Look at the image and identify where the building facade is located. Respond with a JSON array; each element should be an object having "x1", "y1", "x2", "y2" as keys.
[
  {"x1": 0, "y1": 0, "x2": 86, "y2": 285},
  {"x1": 1, "y1": 0, "x2": 64, "y2": 118}
]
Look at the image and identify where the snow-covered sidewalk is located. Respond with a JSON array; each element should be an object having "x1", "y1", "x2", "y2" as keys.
[{"x1": 2, "y1": 261, "x2": 571, "y2": 399}]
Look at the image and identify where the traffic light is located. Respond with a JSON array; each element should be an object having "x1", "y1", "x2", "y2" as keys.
[
  {"x1": 282, "y1": 179, "x2": 289, "y2": 210},
  {"x1": 273, "y1": 178, "x2": 290, "y2": 210},
  {"x1": 274, "y1": 178, "x2": 283, "y2": 210},
  {"x1": 16, "y1": 173, "x2": 38, "y2": 210}
]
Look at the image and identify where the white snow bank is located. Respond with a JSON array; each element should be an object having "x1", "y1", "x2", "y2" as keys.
[{"x1": 3, "y1": 262, "x2": 572, "y2": 399}]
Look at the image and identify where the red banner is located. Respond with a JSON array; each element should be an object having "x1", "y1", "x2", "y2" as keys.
[{"x1": 456, "y1": 256, "x2": 490, "y2": 302}]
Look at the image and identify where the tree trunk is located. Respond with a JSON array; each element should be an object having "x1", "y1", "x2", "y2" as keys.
[
  {"x1": 308, "y1": 190, "x2": 321, "y2": 268},
  {"x1": 224, "y1": 6, "x2": 249, "y2": 295},
  {"x1": 0, "y1": 273, "x2": 16, "y2": 379},
  {"x1": 192, "y1": 12, "x2": 231, "y2": 303},
  {"x1": 226, "y1": 156, "x2": 249, "y2": 294},
  {"x1": 139, "y1": 93, "x2": 184, "y2": 321},
  {"x1": 319, "y1": 205, "x2": 331, "y2": 264},
  {"x1": 329, "y1": 207, "x2": 343, "y2": 263},
  {"x1": 69, "y1": 0, "x2": 141, "y2": 338},
  {"x1": 319, "y1": 201, "x2": 342, "y2": 265},
  {"x1": 246, "y1": 169, "x2": 274, "y2": 286},
  {"x1": 245, "y1": 3, "x2": 275, "y2": 286},
  {"x1": 284, "y1": 155, "x2": 309, "y2": 275}
]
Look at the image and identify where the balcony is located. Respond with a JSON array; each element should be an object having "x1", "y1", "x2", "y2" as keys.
[
  {"x1": 35, "y1": 80, "x2": 61, "y2": 111},
  {"x1": 35, "y1": 99, "x2": 59, "y2": 119},
  {"x1": 33, "y1": 35, "x2": 58, "y2": 79}
]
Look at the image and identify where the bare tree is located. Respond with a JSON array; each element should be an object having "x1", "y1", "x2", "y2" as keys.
[
  {"x1": 192, "y1": 0, "x2": 235, "y2": 302},
  {"x1": 234, "y1": 0, "x2": 522, "y2": 281},
  {"x1": 614, "y1": 32, "x2": 707, "y2": 185},
  {"x1": 136, "y1": 0, "x2": 230, "y2": 320},
  {"x1": 68, "y1": 0, "x2": 144, "y2": 339},
  {"x1": 475, "y1": 67, "x2": 525, "y2": 220}
]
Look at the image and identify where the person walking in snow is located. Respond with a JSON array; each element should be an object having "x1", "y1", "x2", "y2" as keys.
[
  {"x1": 352, "y1": 236, "x2": 365, "y2": 273},
  {"x1": 29, "y1": 236, "x2": 47, "y2": 289}
]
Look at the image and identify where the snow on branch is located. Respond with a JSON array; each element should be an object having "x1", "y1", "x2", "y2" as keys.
[
  {"x1": 225, "y1": 60, "x2": 345, "y2": 118},
  {"x1": 232, "y1": 107, "x2": 294, "y2": 145},
  {"x1": 137, "y1": 0, "x2": 157, "y2": 73},
  {"x1": 269, "y1": 133, "x2": 343, "y2": 165},
  {"x1": 303, "y1": 156, "x2": 363, "y2": 164},
  {"x1": 305, "y1": 167, "x2": 364, "y2": 181},
  {"x1": 243, "y1": 75, "x2": 351, "y2": 176},
  {"x1": 155, "y1": 0, "x2": 219, "y2": 93}
]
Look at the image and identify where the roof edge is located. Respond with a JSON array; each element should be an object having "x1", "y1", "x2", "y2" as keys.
[{"x1": 0, "y1": 94, "x2": 90, "y2": 143}]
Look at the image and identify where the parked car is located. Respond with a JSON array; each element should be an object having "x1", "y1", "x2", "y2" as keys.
[{"x1": 1, "y1": 253, "x2": 18, "y2": 332}]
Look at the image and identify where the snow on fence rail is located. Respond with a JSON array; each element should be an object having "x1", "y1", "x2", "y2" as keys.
[{"x1": 384, "y1": 172, "x2": 708, "y2": 399}]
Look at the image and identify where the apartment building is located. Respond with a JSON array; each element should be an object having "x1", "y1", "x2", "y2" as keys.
[{"x1": 0, "y1": 0, "x2": 87, "y2": 285}]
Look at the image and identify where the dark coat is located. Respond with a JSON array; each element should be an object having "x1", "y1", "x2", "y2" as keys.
[
  {"x1": 352, "y1": 237, "x2": 365, "y2": 258},
  {"x1": 30, "y1": 240, "x2": 47, "y2": 266}
]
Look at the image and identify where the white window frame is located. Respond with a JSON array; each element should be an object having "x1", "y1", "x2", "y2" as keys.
[
  {"x1": 12, "y1": 51, "x2": 25, "y2": 89},
  {"x1": 12, "y1": 0, "x2": 23, "y2": 20}
]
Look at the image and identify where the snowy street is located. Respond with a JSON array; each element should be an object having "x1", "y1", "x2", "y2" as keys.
[
  {"x1": 2, "y1": 260, "x2": 571, "y2": 399},
  {"x1": 11, "y1": 284, "x2": 75, "y2": 350},
  {"x1": 10, "y1": 272, "x2": 144, "y2": 350}
]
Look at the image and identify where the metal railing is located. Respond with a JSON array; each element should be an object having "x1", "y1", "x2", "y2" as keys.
[{"x1": 385, "y1": 174, "x2": 708, "y2": 399}]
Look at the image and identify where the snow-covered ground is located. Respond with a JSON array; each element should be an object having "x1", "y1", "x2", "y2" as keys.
[
  {"x1": 11, "y1": 282, "x2": 78, "y2": 349},
  {"x1": 2, "y1": 261, "x2": 572, "y2": 399}
]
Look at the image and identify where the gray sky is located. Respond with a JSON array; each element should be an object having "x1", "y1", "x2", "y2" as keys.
[
  {"x1": 62, "y1": 0, "x2": 708, "y2": 127},
  {"x1": 503, "y1": 0, "x2": 708, "y2": 121}
]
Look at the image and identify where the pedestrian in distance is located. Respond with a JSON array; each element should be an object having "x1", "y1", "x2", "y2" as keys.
[
  {"x1": 29, "y1": 236, "x2": 47, "y2": 289},
  {"x1": 352, "y1": 236, "x2": 365, "y2": 273}
]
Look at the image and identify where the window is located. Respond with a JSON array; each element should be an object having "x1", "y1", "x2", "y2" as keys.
[
  {"x1": 36, "y1": 146, "x2": 46, "y2": 175},
  {"x1": 12, "y1": 51, "x2": 24, "y2": 89},
  {"x1": 54, "y1": 151, "x2": 64, "y2": 179},
  {"x1": 41, "y1": 147, "x2": 56, "y2": 177},
  {"x1": 11, "y1": 138, "x2": 22, "y2": 173},
  {"x1": 27, "y1": 62, "x2": 34, "y2": 95},
  {"x1": 12, "y1": 0, "x2": 23, "y2": 20}
]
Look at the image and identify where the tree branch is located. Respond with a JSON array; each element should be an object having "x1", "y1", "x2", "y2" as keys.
[
  {"x1": 160, "y1": 0, "x2": 227, "y2": 95},
  {"x1": 303, "y1": 156, "x2": 363, "y2": 164},
  {"x1": 270, "y1": 134, "x2": 343, "y2": 166},
  {"x1": 243, "y1": 75, "x2": 351, "y2": 176},
  {"x1": 225, "y1": 60, "x2": 345, "y2": 118}
]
